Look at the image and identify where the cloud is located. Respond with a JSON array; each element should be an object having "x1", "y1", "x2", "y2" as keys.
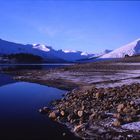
[
  {"x1": 38, "y1": 26, "x2": 60, "y2": 37},
  {"x1": 64, "y1": 29, "x2": 86, "y2": 40}
]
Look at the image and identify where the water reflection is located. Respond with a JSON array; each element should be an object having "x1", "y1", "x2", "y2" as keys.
[
  {"x1": 0, "y1": 73, "x2": 16, "y2": 86},
  {"x1": 0, "y1": 74, "x2": 80, "y2": 140},
  {"x1": 0, "y1": 63, "x2": 73, "y2": 70}
]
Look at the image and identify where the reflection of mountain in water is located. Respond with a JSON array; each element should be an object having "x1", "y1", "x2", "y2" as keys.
[{"x1": 0, "y1": 74, "x2": 16, "y2": 87}]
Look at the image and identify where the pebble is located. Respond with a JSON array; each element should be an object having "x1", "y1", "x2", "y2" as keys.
[
  {"x1": 117, "y1": 104, "x2": 124, "y2": 112},
  {"x1": 38, "y1": 107, "x2": 50, "y2": 114},
  {"x1": 73, "y1": 124, "x2": 84, "y2": 132},
  {"x1": 77, "y1": 110, "x2": 83, "y2": 117},
  {"x1": 60, "y1": 110, "x2": 65, "y2": 116},
  {"x1": 49, "y1": 111, "x2": 56, "y2": 119},
  {"x1": 113, "y1": 119, "x2": 121, "y2": 127},
  {"x1": 62, "y1": 132, "x2": 66, "y2": 136}
]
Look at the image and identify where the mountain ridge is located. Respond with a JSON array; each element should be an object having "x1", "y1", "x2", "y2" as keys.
[{"x1": 0, "y1": 38, "x2": 94, "y2": 61}]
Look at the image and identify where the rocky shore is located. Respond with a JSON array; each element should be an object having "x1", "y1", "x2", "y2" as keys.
[{"x1": 41, "y1": 83, "x2": 140, "y2": 140}]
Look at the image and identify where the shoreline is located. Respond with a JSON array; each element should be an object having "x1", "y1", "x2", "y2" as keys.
[
  {"x1": 2, "y1": 61, "x2": 140, "y2": 139},
  {"x1": 4, "y1": 61, "x2": 140, "y2": 90}
]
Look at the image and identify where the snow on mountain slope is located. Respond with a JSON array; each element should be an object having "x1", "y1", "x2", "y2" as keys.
[
  {"x1": 101, "y1": 39, "x2": 140, "y2": 58},
  {"x1": 33, "y1": 44, "x2": 50, "y2": 52},
  {"x1": 0, "y1": 39, "x2": 95, "y2": 61},
  {"x1": 91, "y1": 49, "x2": 112, "y2": 58},
  {"x1": 62, "y1": 50, "x2": 77, "y2": 53}
]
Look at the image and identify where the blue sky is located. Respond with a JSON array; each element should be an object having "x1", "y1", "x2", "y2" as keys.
[{"x1": 0, "y1": 0, "x2": 140, "y2": 53}]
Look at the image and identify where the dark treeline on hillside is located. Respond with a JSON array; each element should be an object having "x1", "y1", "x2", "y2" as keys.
[
  {"x1": 1, "y1": 53, "x2": 70, "y2": 63},
  {"x1": 7, "y1": 53, "x2": 43, "y2": 63}
]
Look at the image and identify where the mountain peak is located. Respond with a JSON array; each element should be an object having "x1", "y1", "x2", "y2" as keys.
[{"x1": 33, "y1": 44, "x2": 50, "y2": 52}]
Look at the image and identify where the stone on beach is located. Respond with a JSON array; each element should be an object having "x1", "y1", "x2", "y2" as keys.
[
  {"x1": 77, "y1": 111, "x2": 83, "y2": 117},
  {"x1": 113, "y1": 119, "x2": 121, "y2": 127},
  {"x1": 49, "y1": 111, "x2": 57, "y2": 119},
  {"x1": 39, "y1": 107, "x2": 50, "y2": 114},
  {"x1": 60, "y1": 110, "x2": 65, "y2": 116}
]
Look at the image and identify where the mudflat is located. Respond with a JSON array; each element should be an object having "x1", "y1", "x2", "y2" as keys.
[{"x1": 4, "y1": 59, "x2": 140, "y2": 90}]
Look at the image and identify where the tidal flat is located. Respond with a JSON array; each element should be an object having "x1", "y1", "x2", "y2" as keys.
[{"x1": 3, "y1": 59, "x2": 140, "y2": 140}]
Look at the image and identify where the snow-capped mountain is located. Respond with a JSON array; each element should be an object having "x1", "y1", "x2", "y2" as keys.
[
  {"x1": 0, "y1": 39, "x2": 95, "y2": 61},
  {"x1": 101, "y1": 39, "x2": 140, "y2": 58}
]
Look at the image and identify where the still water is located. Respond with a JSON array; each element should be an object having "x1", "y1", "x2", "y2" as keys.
[
  {"x1": 0, "y1": 63, "x2": 73, "y2": 70},
  {"x1": 0, "y1": 73, "x2": 80, "y2": 140}
]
